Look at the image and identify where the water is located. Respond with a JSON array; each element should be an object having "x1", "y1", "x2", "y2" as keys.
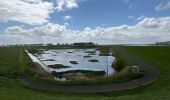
[{"x1": 36, "y1": 49, "x2": 115, "y2": 76}]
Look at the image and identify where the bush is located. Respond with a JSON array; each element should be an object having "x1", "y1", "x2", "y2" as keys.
[{"x1": 112, "y1": 58, "x2": 125, "y2": 71}]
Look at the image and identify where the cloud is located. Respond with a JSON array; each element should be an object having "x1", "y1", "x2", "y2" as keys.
[
  {"x1": 72, "y1": 17, "x2": 170, "y2": 44},
  {"x1": 62, "y1": 15, "x2": 72, "y2": 21},
  {"x1": 155, "y1": 0, "x2": 170, "y2": 11},
  {"x1": 128, "y1": 16, "x2": 134, "y2": 19},
  {"x1": 0, "y1": 0, "x2": 53, "y2": 25},
  {"x1": 2, "y1": 23, "x2": 79, "y2": 44},
  {"x1": 64, "y1": 22, "x2": 69, "y2": 26},
  {"x1": 121, "y1": 0, "x2": 130, "y2": 4},
  {"x1": 0, "y1": 0, "x2": 86, "y2": 25},
  {"x1": 2, "y1": 16, "x2": 170, "y2": 44},
  {"x1": 4, "y1": 23, "x2": 72, "y2": 38},
  {"x1": 55, "y1": 0, "x2": 79, "y2": 12},
  {"x1": 137, "y1": 15, "x2": 146, "y2": 21},
  {"x1": 114, "y1": 0, "x2": 134, "y2": 9}
]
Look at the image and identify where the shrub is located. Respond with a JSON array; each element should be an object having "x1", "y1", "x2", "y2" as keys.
[{"x1": 112, "y1": 58, "x2": 125, "y2": 71}]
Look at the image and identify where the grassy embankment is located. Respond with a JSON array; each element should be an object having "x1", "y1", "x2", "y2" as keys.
[
  {"x1": 0, "y1": 46, "x2": 170, "y2": 100},
  {"x1": 0, "y1": 47, "x2": 30, "y2": 79},
  {"x1": 100, "y1": 46, "x2": 143, "y2": 81}
]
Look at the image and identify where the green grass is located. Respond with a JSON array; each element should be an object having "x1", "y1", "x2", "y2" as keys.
[
  {"x1": 99, "y1": 46, "x2": 111, "y2": 56},
  {"x1": 0, "y1": 47, "x2": 29, "y2": 78},
  {"x1": 0, "y1": 46, "x2": 170, "y2": 100}
]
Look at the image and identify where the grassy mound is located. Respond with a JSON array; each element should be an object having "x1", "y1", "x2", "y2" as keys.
[
  {"x1": 83, "y1": 55, "x2": 92, "y2": 58},
  {"x1": 48, "y1": 64, "x2": 71, "y2": 69},
  {"x1": 69, "y1": 61, "x2": 79, "y2": 64},
  {"x1": 88, "y1": 59, "x2": 99, "y2": 62}
]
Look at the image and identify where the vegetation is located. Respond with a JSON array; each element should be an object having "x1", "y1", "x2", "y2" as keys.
[
  {"x1": 112, "y1": 47, "x2": 132, "y2": 72},
  {"x1": 112, "y1": 58, "x2": 126, "y2": 71},
  {"x1": 28, "y1": 48, "x2": 46, "y2": 55},
  {"x1": 83, "y1": 55, "x2": 92, "y2": 58},
  {"x1": 51, "y1": 70, "x2": 105, "y2": 76},
  {"x1": 0, "y1": 46, "x2": 170, "y2": 100},
  {"x1": 69, "y1": 61, "x2": 79, "y2": 64},
  {"x1": 85, "y1": 50, "x2": 97, "y2": 55},
  {"x1": 85, "y1": 51, "x2": 96, "y2": 53},
  {"x1": 87, "y1": 53, "x2": 97, "y2": 55},
  {"x1": 113, "y1": 66, "x2": 145, "y2": 80},
  {"x1": 32, "y1": 63, "x2": 54, "y2": 79},
  {"x1": 41, "y1": 59, "x2": 56, "y2": 61},
  {"x1": 34, "y1": 69, "x2": 136, "y2": 86},
  {"x1": 99, "y1": 46, "x2": 111, "y2": 56},
  {"x1": 73, "y1": 42, "x2": 96, "y2": 47},
  {"x1": 88, "y1": 59, "x2": 99, "y2": 62},
  {"x1": 68, "y1": 52, "x2": 74, "y2": 53},
  {"x1": 0, "y1": 47, "x2": 30, "y2": 79},
  {"x1": 50, "y1": 70, "x2": 105, "y2": 81},
  {"x1": 48, "y1": 64, "x2": 70, "y2": 69}
]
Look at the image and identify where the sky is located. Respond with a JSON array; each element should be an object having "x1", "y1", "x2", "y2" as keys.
[{"x1": 0, "y1": 0, "x2": 170, "y2": 45}]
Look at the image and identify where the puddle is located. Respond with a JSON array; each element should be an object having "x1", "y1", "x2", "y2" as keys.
[{"x1": 36, "y1": 49, "x2": 115, "y2": 76}]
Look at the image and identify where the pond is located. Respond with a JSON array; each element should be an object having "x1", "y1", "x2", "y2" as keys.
[{"x1": 36, "y1": 49, "x2": 115, "y2": 76}]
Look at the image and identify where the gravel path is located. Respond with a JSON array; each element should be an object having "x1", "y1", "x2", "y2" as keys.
[{"x1": 20, "y1": 48, "x2": 160, "y2": 93}]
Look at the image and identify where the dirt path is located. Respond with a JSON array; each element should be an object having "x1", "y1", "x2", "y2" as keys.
[{"x1": 20, "y1": 48, "x2": 160, "y2": 93}]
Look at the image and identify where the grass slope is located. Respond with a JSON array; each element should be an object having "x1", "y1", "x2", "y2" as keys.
[{"x1": 0, "y1": 46, "x2": 170, "y2": 100}]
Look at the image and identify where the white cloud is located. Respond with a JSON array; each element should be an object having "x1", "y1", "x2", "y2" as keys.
[
  {"x1": 137, "y1": 15, "x2": 146, "y2": 21},
  {"x1": 55, "y1": 0, "x2": 79, "y2": 12},
  {"x1": 155, "y1": 0, "x2": 170, "y2": 11},
  {"x1": 113, "y1": 0, "x2": 134, "y2": 9},
  {"x1": 128, "y1": 16, "x2": 134, "y2": 19},
  {"x1": 0, "y1": 0, "x2": 53, "y2": 25},
  {"x1": 64, "y1": 22, "x2": 69, "y2": 26},
  {"x1": 62, "y1": 15, "x2": 72, "y2": 21},
  {"x1": 4, "y1": 23, "x2": 69, "y2": 37},
  {"x1": 2, "y1": 16, "x2": 170, "y2": 44}
]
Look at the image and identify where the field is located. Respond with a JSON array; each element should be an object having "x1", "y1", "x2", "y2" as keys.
[{"x1": 0, "y1": 46, "x2": 170, "y2": 100}]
